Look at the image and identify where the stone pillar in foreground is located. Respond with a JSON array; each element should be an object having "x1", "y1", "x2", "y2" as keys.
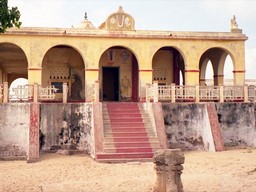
[
  {"x1": 27, "y1": 103, "x2": 40, "y2": 163},
  {"x1": 153, "y1": 149, "x2": 185, "y2": 192}
]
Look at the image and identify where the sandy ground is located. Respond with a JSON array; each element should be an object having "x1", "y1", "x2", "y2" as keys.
[{"x1": 1, "y1": 148, "x2": 256, "y2": 192}]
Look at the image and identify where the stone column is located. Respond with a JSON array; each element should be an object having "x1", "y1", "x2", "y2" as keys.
[
  {"x1": 153, "y1": 149, "x2": 185, "y2": 192},
  {"x1": 139, "y1": 69, "x2": 153, "y2": 101},
  {"x1": 27, "y1": 103, "x2": 40, "y2": 163},
  {"x1": 62, "y1": 82, "x2": 68, "y2": 103},
  {"x1": 213, "y1": 75, "x2": 224, "y2": 86},
  {"x1": 93, "y1": 81, "x2": 99, "y2": 102},
  {"x1": 3, "y1": 82, "x2": 8, "y2": 103},
  {"x1": 184, "y1": 69, "x2": 200, "y2": 86},
  {"x1": 153, "y1": 81, "x2": 159, "y2": 103},
  {"x1": 33, "y1": 83, "x2": 39, "y2": 103},
  {"x1": 171, "y1": 84, "x2": 175, "y2": 103},
  {"x1": 85, "y1": 69, "x2": 99, "y2": 102}
]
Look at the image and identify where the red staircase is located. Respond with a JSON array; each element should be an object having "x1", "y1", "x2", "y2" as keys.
[{"x1": 95, "y1": 102, "x2": 161, "y2": 162}]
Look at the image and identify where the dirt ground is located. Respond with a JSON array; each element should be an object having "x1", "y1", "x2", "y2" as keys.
[{"x1": 1, "y1": 148, "x2": 256, "y2": 192}]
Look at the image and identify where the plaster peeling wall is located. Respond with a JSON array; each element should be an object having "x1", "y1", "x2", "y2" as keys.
[
  {"x1": 0, "y1": 103, "x2": 29, "y2": 155},
  {"x1": 162, "y1": 103, "x2": 214, "y2": 151},
  {"x1": 40, "y1": 103, "x2": 94, "y2": 154},
  {"x1": 216, "y1": 103, "x2": 256, "y2": 147}
]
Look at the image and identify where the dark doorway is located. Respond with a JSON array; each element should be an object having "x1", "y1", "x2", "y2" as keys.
[{"x1": 102, "y1": 67, "x2": 120, "y2": 101}]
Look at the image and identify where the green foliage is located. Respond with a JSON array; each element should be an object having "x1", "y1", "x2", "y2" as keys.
[{"x1": 0, "y1": 0, "x2": 21, "y2": 33}]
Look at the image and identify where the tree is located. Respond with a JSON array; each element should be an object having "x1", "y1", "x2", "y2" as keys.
[{"x1": 0, "y1": 0, "x2": 21, "y2": 33}]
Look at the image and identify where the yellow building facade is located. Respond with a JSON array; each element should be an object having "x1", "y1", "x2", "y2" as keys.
[{"x1": 0, "y1": 7, "x2": 248, "y2": 102}]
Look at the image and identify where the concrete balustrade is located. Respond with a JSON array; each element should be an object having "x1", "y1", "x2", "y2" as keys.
[{"x1": 148, "y1": 83, "x2": 253, "y2": 103}]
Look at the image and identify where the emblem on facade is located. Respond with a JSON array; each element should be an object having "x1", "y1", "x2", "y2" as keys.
[{"x1": 105, "y1": 6, "x2": 135, "y2": 31}]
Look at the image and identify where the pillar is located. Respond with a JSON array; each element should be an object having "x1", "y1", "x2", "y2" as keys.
[
  {"x1": 27, "y1": 102, "x2": 40, "y2": 163},
  {"x1": 171, "y1": 83, "x2": 176, "y2": 103},
  {"x1": 139, "y1": 69, "x2": 153, "y2": 101},
  {"x1": 244, "y1": 85, "x2": 248, "y2": 102},
  {"x1": 233, "y1": 70, "x2": 245, "y2": 86},
  {"x1": 85, "y1": 69, "x2": 99, "y2": 102},
  {"x1": 219, "y1": 85, "x2": 224, "y2": 103},
  {"x1": 153, "y1": 81, "x2": 158, "y2": 103},
  {"x1": 28, "y1": 68, "x2": 42, "y2": 85},
  {"x1": 3, "y1": 82, "x2": 8, "y2": 103},
  {"x1": 93, "y1": 81, "x2": 99, "y2": 102},
  {"x1": 63, "y1": 82, "x2": 68, "y2": 103},
  {"x1": 213, "y1": 75, "x2": 224, "y2": 86},
  {"x1": 153, "y1": 149, "x2": 185, "y2": 192},
  {"x1": 195, "y1": 85, "x2": 200, "y2": 103},
  {"x1": 33, "y1": 83, "x2": 39, "y2": 103},
  {"x1": 200, "y1": 78, "x2": 206, "y2": 86},
  {"x1": 184, "y1": 69, "x2": 200, "y2": 86}
]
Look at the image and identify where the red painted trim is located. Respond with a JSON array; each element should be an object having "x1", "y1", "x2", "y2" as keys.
[
  {"x1": 233, "y1": 70, "x2": 245, "y2": 73},
  {"x1": 139, "y1": 69, "x2": 153, "y2": 72},
  {"x1": 28, "y1": 68, "x2": 42, "y2": 70},
  {"x1": 213, "y1": 75, "x2": 224, "y2": 77},
  {"x1": 184, "y1": 69, "x2": 200, "y2": 72},
  {"x1": 86, "y1": 69, "x2": 99, "y2": 72}
]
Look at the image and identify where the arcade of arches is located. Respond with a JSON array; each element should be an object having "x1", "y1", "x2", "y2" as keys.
[{"x1": 0, "y1": 7, "x2": 247, "y2": 102}]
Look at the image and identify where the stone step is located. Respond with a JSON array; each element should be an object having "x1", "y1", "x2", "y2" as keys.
[
  {"x1": 96, "y1": 152, "x2": 154, "y2": 160},
  {"x1": 106, "y1": 118, "x2": 144, "y2": 123},
  {"x1": 103, "y1": 121, "x2": 153, "y2": 126},
  {"x1": 104, "y1": 137, "x2": 159, "y2": 142},
  {"x1": 110, "y1": 132, "x2": 151, "y2": 137},
  {"x1": 104, "y1": 133, "x2": 156, "y2": 137},
  {"x1": 103, "y1": 114, "x2": 143, "y2": 118},
  {"x1": 104, "y1": 141, "x2": 160, "y2": 148},
  {"x1": 102, "y1": 109, "x2": 149, "y2": 116},
  {"x1": 99, "y1": 102, "x2": 161, "y2": 162},
  {"x1": 105, "y1": 122, "x2": 149, "y2": 126},
  {"x1": 104, "y1": 128, "x2": 156, "y2": 133},
  {"x1": 104, "y1": 147, "x2": 153, "y2": 153},
  {"x1": 103, "y1": 123, "x2": 154, "y2": 128}
]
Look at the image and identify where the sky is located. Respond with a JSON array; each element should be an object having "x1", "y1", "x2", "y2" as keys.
[{"x1": 8, "y1": 0, "x2": 256, "y2": 79}]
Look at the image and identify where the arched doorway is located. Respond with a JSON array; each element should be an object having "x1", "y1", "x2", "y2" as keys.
[
  {"x1": 99, "y1": 46, "x2": 139, "y2": 102},
  {"x1": 0, "y1": 43, "x2": 28, "y2": 85},
  {"x1": 152, "y1": 47, "x2": 185, "y2": 85},
  {"x1": 199, "y1": 48, "x2": 234, "y2": 86},
  {"x1": 42, "y1": 45, "x2": 85, "y2": 102}
]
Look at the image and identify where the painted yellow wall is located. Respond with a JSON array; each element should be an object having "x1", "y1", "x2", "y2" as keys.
[{"x1": 0, "y1": 28, "x2": 247, "y2": 100}]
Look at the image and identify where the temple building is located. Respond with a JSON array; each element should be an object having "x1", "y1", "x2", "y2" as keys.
[{"x1": 0, "y1": 6, "x2": 248, "y2": 102}]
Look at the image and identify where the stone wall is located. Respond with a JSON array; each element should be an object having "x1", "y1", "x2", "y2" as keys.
[
  {"x1": 162, "y1": 103, "x2": 215, "y2": 151},
  {"x1": 216, "y1": 103, "x2": 256, "y2": 147},
  {"x1": 0, "y1": 103, "x2": 29, "y2": 157},
  {"x1": 40, "y1": 103, "x2": 94, "y2": 154}
]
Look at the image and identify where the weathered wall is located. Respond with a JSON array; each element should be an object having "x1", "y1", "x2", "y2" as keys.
[
  {"x1": 0, "y1": 103, "x2": 30, "y2": 156},
  {"x1": 162, "y1": 102, "x2": 256, "y2": 151},
  {"x1": 216, "y1": 103, "x2": 256, "y2": 147},
  {"x1": 162, "y1": 103, "x2": 215, "y2": 151},
  {"x1": 40, "y1": 103, "x2": 94, "y2": 154}
]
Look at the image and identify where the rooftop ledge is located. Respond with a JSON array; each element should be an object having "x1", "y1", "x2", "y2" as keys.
[{"x1": 3, "y1": 27, "x2": 248, "y2": 41}]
